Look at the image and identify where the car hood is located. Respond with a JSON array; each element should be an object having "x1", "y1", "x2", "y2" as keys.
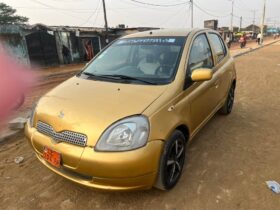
[{"x1": 35, "y1": 76, "x2": 167, "y2": 146}]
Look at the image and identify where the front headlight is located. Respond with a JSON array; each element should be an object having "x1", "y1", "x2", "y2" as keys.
[
  {"x1": 29, "y1": 103, "x2": 37, "y2": 127},
  {"x1": 95, "y1": 115, "x2": 150, "y2": 152}
]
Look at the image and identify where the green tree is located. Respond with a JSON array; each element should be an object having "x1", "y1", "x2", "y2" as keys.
[{"x1": 0, "y1": 2, "x2": 28, "y2": 24}]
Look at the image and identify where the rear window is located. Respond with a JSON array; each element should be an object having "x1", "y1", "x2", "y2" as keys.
[{"x1": 208, "y1": 33, "x2": 227, "y2": 63}]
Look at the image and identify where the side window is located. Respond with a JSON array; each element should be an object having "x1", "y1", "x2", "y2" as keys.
[
  {"x1": 188, "y1": 34, "x2": 214, "y2": 73},
  {"x1": 208, "y1": 33, "x2": 227, "y2": 63}
]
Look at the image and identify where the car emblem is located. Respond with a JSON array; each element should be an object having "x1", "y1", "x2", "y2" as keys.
[{"x1": 58, "y1": 111, "x2": 64, "y2": 119}]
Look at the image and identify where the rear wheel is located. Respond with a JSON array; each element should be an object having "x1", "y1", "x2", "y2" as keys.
[
  {"x1": 154, "y1": 130, "x2": 186, "y2": 190},
  {"x1": 219, "y1": 83, "x2": 235, "y2": 115}
]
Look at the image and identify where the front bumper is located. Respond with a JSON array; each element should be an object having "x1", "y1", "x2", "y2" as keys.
[{"x1": 25, "y1": 122, "x2": 164, "y2": 191}]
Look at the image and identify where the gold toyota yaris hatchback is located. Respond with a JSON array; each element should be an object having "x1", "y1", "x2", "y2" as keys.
[{"x1": 25, "y1": 29, "x2": 236, "y2": 191}]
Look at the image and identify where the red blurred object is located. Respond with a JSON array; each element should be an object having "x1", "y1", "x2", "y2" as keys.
[{"x1": 0, "y1": 50, "x2": 35, "y2": 123}]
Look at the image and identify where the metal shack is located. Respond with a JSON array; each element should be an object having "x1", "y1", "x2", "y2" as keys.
[
  {"x1": 0, "y1": 24, "x2": 158, "y2": 67},
  {"x1": 204, "y1": 20, "x2": 218, "y2": 30}
]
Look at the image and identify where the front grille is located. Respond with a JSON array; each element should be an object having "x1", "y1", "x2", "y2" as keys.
[{"x1": 37, "y1": 121, "x2": 87, "y2": 147}]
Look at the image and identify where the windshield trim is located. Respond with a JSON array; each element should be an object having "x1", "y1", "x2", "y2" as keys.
[{"x1": 78, "y1": 36, "x2": 188, "y2": 85}]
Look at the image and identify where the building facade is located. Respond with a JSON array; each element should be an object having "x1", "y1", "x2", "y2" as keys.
[{"x1": 0, "y1": 24, "x2": 158, "y2": 67}]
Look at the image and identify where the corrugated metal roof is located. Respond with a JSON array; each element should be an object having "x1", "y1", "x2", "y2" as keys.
[{"x1": 0, "y1": 24, "x2": 159, "y2": 35}]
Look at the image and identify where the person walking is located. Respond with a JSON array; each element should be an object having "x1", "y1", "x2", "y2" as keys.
[
  {"x1": 62, "y1": 45, "x2": 71, "y2": 64},
  {"x1": 257, "y1": 33, "x2": 262, "y2": 45},
  {"x1": 226, "y1": 36, "x2": 231, "y2": 48}
]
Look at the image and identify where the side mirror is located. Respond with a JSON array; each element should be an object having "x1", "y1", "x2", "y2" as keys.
[{"x1": 191, "y1": 68, "x2": 213, "y2": 82}]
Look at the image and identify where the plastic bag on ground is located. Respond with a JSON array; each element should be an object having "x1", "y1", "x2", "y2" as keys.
[{"x1": 266, "y1": 181, "x2": 280, "y2": 194}]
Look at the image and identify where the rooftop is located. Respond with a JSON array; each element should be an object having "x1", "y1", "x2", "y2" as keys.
[{"x1": 122, "y1": 28, "x2": 207, "y2": 38}]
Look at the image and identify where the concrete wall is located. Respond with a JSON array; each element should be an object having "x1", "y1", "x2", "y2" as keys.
[
  {"x1": 0, "y1": 34, "x2": 29, "y2": 65},
  {"x1": 0, "y1": 25, "x2": 30, "y2": 65}
]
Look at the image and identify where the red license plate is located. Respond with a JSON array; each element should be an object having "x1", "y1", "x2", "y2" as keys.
[{"x1": 43, "y1": 147, "x2": 61, "y2": 168}]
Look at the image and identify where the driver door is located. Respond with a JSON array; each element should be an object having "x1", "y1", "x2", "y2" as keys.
[{"x1": 185, "y1": 33, "x2": 220, "y2": 133}]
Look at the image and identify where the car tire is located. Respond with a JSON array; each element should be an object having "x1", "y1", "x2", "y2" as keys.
[
  {"x1": 219, "y1": 82, "x2": 235, "y2": 115},
  {"x1": 154, "y1": 130, "x2": 186, "y2": 191}
]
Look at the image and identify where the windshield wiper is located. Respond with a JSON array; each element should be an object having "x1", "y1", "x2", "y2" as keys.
[
  {"x1": 100, "y1": 74, "x2": 157, "y2": 85},
  {"x1": 82, "y1": 72, "x2": 118, "y2": 80},
  {"x1": 82, "y1": 72, "x2": 96, "y2": 77},
  {"x1": 83, "y1": 72, "x2": 156, "y2": 85}
]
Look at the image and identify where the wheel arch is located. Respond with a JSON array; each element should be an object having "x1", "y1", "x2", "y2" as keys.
[
  {"x1": 232, "y1": 79, "x2": 236, "y2": 88},
  {"x1": 175, "y1": 124, "x2": 190, "y2": 143}
]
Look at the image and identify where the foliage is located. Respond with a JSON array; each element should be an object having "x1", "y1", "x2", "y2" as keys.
[{"x1": 0, "y1": 2, "x2": 28, "y2": 24}]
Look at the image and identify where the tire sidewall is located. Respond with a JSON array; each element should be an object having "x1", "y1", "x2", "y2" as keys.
[
  {"x1": 227, "y1": 84, "x2": 235, "y2": 113},
  {"x1": 158, "y1": 130, "x2": 186, "y2": 190}
]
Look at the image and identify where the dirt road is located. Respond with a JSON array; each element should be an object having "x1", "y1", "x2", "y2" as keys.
[{"x1": 1, "y1": 43, "x2": 280, "y2": 209}]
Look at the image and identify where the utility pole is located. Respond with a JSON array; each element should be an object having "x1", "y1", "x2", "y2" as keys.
[
  {"x1": 190, "y1": 0, "x2": 193, "y2": 28},
  {"x1": 102, "y1": 0, "x2": 109, "y2": 44},
  {"x1": 260, "y1": 0, "x2": 267, "y2": 44},
  {"x1": 240, "y1": 16, "x2": 242, "y2": 31},
  {"x1": 252, "y1": 10, "x2": 256, "y2": 33},
  {"x1": 230, "y1": 0, "x2": 234, "y2": 32}
]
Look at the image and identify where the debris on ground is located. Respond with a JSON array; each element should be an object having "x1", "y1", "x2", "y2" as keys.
[
  {"x1": 14, "y1": 156, "x2": 24, "y2": 164},
  {"x1": 0, "y1": 129, "x2": 20, "y2": 142},
  {"x1": 266, "y1": 181, "x2": 280, "y2": 194},
  {"x1": 9, "y1": 117, "x2": 27, "y2": 130}
]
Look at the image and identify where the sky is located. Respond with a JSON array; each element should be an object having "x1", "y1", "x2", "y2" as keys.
[{"x1": 1, "y1": 0, "x2": 280, "y2": 29}]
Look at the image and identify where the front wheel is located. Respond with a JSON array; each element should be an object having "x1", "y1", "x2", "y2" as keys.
[
  {"x1": 154, "y1": 130, "x2": 186, "y2": 190},
  {"x1": 219, "y1": 83, "x2": 235, "y2": 115}
]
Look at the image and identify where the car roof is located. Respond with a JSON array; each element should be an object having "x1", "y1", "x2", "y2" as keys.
[{"x1": 121, "y1": 28, "x2": 210, "y2": 39}]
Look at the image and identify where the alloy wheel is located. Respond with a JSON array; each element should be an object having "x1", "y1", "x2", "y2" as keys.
[
  {"x1": 165, "y1": 138, "x2": 185, "y2": 186},
  {"x1": 227, "y1": 85, "x2": 235, "y2": 112}
]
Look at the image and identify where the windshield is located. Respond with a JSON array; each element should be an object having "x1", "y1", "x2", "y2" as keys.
[{"x1": 82, "y1": 37, "x2": 186, "y2": 85}]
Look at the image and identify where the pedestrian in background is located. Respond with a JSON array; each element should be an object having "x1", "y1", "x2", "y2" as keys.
[
  {"x1": 257, "y1": 33, "x2": 262, "y2": 45},
  {"x1": 226, "y1": 36, "x2": 231, "y2": 48},
  {"x1": 239, "y1": 34, "x2": 247, "y2": 48},
  {"x1": 62, "y1": 45, "x2": 71, "y2": 64}
]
